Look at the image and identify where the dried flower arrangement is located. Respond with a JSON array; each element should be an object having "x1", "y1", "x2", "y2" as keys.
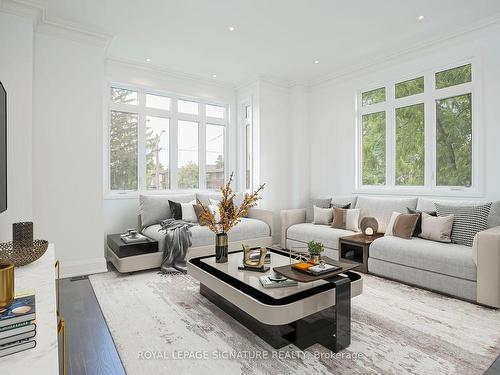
[{"x1": 199, "y1": 173, "x2": 265, "y2": 234}]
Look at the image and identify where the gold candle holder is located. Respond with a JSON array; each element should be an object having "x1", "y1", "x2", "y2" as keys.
[{"x1": 0, "y1": 263, "x2": 14, "y2": 310}]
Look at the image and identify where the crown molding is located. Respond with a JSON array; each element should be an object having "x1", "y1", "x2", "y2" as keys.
[
  {"x1": 106, "y1": 57, "x2": 236, "y2": 90},
  {"x1": 0, "y1": 0, "x2": 113, "y2": 48},
  {"x1": 309, "y1": 13, "x2": 500, "y2": 88}
]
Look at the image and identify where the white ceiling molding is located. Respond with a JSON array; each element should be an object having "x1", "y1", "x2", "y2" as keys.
[
  {"x1": 0, "y1": 0, "x2": 113, "y2": 48},
  {"x1": 310, "y1": 13, "x2": 500, "y2": 88},
  {"x1": 106, "y1": 57, "x2": 236, "y2": 90}
]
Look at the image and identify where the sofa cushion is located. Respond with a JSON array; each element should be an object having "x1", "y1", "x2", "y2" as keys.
[
  {"x1": 306, "y1": 198, "x2": 331, "y2": 222},
  {"x1": 435, "y1": 202, "x2": 492, "y2": 247},
  {"x1": 143, "y1": 218, "x2": 270, "y2": 250},
  {"x1": 355, "y1": 196, "x2": 418, "y2": 233},
  {"x1": 369, "y1": 236, "x2": 476, "y2": 281},
  {"x1": 331, "y1": 195, "x2": 358, "y2": 209},
  {"x1": 417, "y1": 198, "x2": 500, "y2": 229},
  {"x1": 140, "y1": 193, "x2": 196, "y2": 228},
  {"x1": 287, "y1": 223, "x2": 355, "y2": 250}
]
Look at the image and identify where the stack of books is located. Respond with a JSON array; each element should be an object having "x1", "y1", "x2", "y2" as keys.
[
  {"x1": 292, "y1": 262, "x2": 342, "y2": 275},
  {"x1": 0, "y1": 293, "x2": 37, "y2": 358}
]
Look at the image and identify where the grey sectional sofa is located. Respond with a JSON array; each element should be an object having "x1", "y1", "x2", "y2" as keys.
[
  {"x1": 107, "y1": 192, "x2": 273, "y2": 273},
  {"x1": 281, "y1": 196, "x2": 500, "y2": 308}
]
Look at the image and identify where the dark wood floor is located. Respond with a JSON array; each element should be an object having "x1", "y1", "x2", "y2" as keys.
[
  {"x1": 59, "y1": 275, "x2": 126, "y2": 375},
  {"x1": 486, "y1": 355, "x2": 500, "y2": 374}
]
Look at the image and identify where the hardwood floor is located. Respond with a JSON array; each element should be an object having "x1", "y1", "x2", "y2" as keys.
[
  {"x1": 486, "y1": 355, "x2": 500, "y2": 374},
  {"x1": 59, "y1": 275, "x2": 126, "y2": 375}
]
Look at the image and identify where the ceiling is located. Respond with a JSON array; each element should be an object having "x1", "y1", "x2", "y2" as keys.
[{"x1": 44, "y1": 0, "x2": 500, "y2": 85}]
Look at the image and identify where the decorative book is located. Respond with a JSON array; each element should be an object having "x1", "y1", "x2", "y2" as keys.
[
  {"x1": 292, "y1": 262, "x2": 341, "y2": 275},
  {"x1": 120, "y1": 233, "x2": 148, "y2": 243},
  {"x1": 0, "y1": 294, "x2": 36, "y2": 328},
  {"x1": 259, "y1": 276, "x2": 298, "y2": 288},
  {"x1": 0, "y1": 340, "x2": 37, "y2": 358}
]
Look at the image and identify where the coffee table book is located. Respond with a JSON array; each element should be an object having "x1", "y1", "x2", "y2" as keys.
[{"x1": 0, "y1": 294, "x2": 36, "y2": 328}]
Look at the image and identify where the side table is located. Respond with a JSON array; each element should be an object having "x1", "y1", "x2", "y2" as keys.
[
  {"x1": 107, "y1": 233, "x2": 158, "y2": 258},
  {"x1": 339, "y1": 233, "x2": 383, "y2": 273}
]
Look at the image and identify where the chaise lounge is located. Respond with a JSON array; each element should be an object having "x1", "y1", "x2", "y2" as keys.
[{"x1": 107, "y1": 192, "x2": 273, "y2": 273}]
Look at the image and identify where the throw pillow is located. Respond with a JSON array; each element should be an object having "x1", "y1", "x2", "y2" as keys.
[
  {"x1": 313, "y1": 206, "x2": 334, "y2": 225},
  {"x1": 168, "y1": 200, "x2": 182, "y2": 220},
  {"x1": 435, "y1": 202, "x2": 492, "y2": 246},
  {"x1": 193, "y1": 204, "x2": 210, "y2": 226},
  {"x1": 392, "y1": 213, "x2": 419, "y2": 240},
  {"x1": 419, "y1": 213, "x2": 454, "y2": 243},
  {"x1": 385, "y1": 212, "x2": 401, "y2": 236},
  {"x1": 306, "y1": 198, "x2": 331, "y2": 222},
  {"x1": 407, "y1": 208, "x2": 437, "y2": 237},
  {"x1": 209, "y1": 204, "x2": 221, "y2": 223},
  {"x1": 181, "y1": 200, "x2": 198, "y2": 222},
  {"x1": 331, "y1": 208, "x2": 360, "y2": 231}
]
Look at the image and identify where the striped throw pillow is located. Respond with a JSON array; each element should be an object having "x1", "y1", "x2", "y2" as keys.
[{"x1": 435, "y1": 203, "x2": 492, "y2": 247}]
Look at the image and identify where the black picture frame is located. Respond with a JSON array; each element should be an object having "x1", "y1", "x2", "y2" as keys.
[{"x1": 0, "y1": 81, "x2": 6, "y2": 213}]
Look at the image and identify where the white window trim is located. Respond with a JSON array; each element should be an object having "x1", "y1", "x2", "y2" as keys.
[
  {"x1": 355, "y1": 59, "x2": 482, "y2": 197},
  {"x1": 104, "y1": 82, "x2": 229, "y2": 199}
]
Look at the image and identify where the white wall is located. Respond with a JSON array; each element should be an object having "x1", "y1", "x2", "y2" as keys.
[
  {"x1": 309, "y1": 25, "x2": 500, "y2": 202},
  {"x1": 103, "y1": 60, "x2": 238, "y2": 240},
  {"x1": 0, "y1": 13, "x2": 33, "y2": 241},
  {"x1": 33, "y1": 32, "x2": 106, "y2": 277},
  {"x1": 237, "y1": 80, "x2": 310, "y2": 242}
]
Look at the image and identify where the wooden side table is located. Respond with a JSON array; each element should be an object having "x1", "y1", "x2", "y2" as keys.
[{"x1": 339, "y1": 233, "x2": 383, "y2": 273}]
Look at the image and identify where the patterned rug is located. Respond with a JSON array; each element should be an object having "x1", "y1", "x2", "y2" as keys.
[{"x1": 89, "y1": 270, "x2": 500, "y2": 375}]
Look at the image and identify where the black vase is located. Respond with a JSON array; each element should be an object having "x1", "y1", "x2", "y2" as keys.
[{"x1": 215, "y1": 233, "x2": 228, "y2": 263}]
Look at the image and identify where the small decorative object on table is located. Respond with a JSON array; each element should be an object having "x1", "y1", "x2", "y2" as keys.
[
  {"x1": 239, "y1": 244, "x2": 269, "y2": 272},
  {"x1": 0, "y1": 240, "x2": 48, "y2": 267},
  {"x1": 307, "y1": 240, "x2": 324, "y2": 265},
  {"x1": 13, "y1": 222, "x2": 33, "y2": 250},
  {"x1": 199, "y1": 172, "x2": 265, "y2": 263},
  {"x1": 0, "y1": 263, "x2": 14, "y2": 310},
  {"x1": 360, "y1": 217, "x2": 378, "y2": 236}
]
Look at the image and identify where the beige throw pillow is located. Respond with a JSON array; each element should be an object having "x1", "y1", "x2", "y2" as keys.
[
  {"x1": 332, "y1": 208, "x2": 360, "y2": 231},
  {"x1": 419, "y1": 212, "x2": 454, "y2": 243},
  {"x1": 385, "y1": 212, "x2": 401, "y2": 236},
  {"x1": 313, "y1": 205, "x2": 334, "y2": 225}
]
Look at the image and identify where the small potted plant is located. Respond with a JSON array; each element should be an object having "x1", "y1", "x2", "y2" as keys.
[{"x1": 307, "y1": 240, "x2": 324, "y2": 265}]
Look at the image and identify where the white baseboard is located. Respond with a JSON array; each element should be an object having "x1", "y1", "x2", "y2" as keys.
[{"x1": 59, "y1": 257, "x2": 108, "y2": 278}]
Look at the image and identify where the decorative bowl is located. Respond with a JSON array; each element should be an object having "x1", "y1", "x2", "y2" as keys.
[{"x1": 0, "y1": 240, "x2": 49, "y2": 266}]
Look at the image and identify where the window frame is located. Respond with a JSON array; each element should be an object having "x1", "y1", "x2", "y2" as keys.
[
  {"x1": 355, "y1": 59, "x2": 481, "y2": 197},
  {"x1": 104, "y1": 82, "x2": 229, "y2": 198}
]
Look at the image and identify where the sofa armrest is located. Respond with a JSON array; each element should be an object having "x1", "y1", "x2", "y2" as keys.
[
  {"x1": 247, "y1": 208, "x2": 274, "y2": 237},
  {"x1": 473, "y1": 226, "x2": 500, "y2": 308},
  {"x1": 280, "y1": 209, "x2": 307, "y2": 249}
]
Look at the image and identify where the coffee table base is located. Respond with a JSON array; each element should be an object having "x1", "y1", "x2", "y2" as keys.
[{"x1": 200, "y1": 276, "x2": 351, "y2": 352}]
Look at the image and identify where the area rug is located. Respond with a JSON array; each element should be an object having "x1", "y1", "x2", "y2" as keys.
[{"x1": 89, "y1": 270, "x2": 500, "y2": 375}]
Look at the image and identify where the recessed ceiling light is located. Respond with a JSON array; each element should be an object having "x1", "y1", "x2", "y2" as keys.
[
  {"x1": 212, "y1": 74, "x2": 217, "y2": 78},
  {"x1": 314, "y1": 60, "x2": 320, "y2": 64},
  {"x1": 229, "y1": 26, "x2": 235, "y2": 31},
  {"x1": 146, "y1": 58, "x2": 151, "y2": 62},
  {"x1": 418, "y1": 15, "x2": 424, "y2": 20}
]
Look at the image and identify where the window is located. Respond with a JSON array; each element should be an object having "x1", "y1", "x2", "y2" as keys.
[
  {"x1": 206, "y1": 124, "x2": 224, "y2": 189},
  {"x1": 107, "y1": 86, "x2": 228, "y2": 193},
  {"x1": 361, "y1": 111, "x2": 386, "y2": 185},
  {"x1": 146, "y1": 94, "x2": 170, "y2": 110},
  {"x1": 178, "y1": 121, "x2": 199, "y2": 189},
  {"x1": 436, "y1": 94, "x2": 472, "y2": 187},
  {"x1": 146, "y1": 116, "x2": 169, "y2": 190},
  {"x1": 357, "y1": 62, "x2": 476, "y2": 194},
  {"x1": 110, "y1": 111, "x2": 138, "y2": 190},
  {"x1": 178, "y1": 99, "x2": 199, "y2": 115},
  {"x1": 243, "y1": 104, "x2": 252, "y2": 190}
]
